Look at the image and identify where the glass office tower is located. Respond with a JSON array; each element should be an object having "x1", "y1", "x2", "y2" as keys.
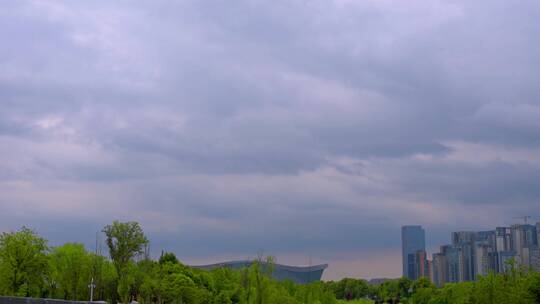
[{"x1": 402, "y1": 225, "x2": 426, "y2": 279}]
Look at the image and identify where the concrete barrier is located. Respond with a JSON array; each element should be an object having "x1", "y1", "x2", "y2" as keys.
[{"x1": 0, "y1": 296, "x2": 106, "y2": 304}]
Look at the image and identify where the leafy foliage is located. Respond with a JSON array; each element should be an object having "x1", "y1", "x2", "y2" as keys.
[
  {"x1": 368, "y1": 267, "x2": 540, "y2": 304},
  {"x1": 2, "y1": 223, "x2": 540, "y2": 304},
  {"x1": 103, "y1": 221, "x2": 149, "y2": 303},
  {"x1": 0, "y1": 227, "x2": 48, "y2": 297},
  {"x1": 102, "y1": 221, "x2": 149, "y2": 277},
  {"x1": 0, "y1": 223, "x2": 345, "y2": 304},
  {"x1": 49, "y1": 243, "x2": 92, "y2": 300}
]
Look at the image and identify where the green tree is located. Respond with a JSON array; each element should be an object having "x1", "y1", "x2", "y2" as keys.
[
  {"x1": 160, "y1": 252, "x2": 179, "y2": 265},
  {"x1": 0, "y1": 227, "x2": 49, "y2": 297},
  {"x1": 377, "y1": 280, "x2": 399, "y2": 304},
  {"x1": 472, "y1": 272, "x2": 505, "y2": 304},
  {"x1": 88, "y1": 253, "x2": 118, "y2": 302},
  {"x1": 408, "y1": 277, "x2": 436, "y2": 304},
  {"x1": 504, "y1": 260, "x2": 534, "y2": 304},
  {"x1": 252, "y1": 256, "x2": 274, "y2": 304},
  {"x1": 103, "y1": 221, "x2": 148, "y2": 303},
  {"x1": 100, "y1": 259, "x2": 119, "y2": 303},
  {"x1": 117, "y1": 262, "x2": 137, "y2": 304},
  {"x1": 241, "y1": 266, "x2": 252, "y2": 304},
  {"x1": 49, "y1": 243, "x2": 92, "y2": 300},
  {"x1": 397, "y1": 277, "x2": 412, "y2": 300},
  {"x1": 135, "y1": 259, "x2": 160, "y2": 304},
  {"x1": 214, "y1": 291, "x2": 232, "y2": 304},
  {"x1": 103, "y1": 221, "x2": 148, "y2": 275},
  {"x1": 528, "y1": 271, "x2": 540, "y2": 304},
  {"x1": 430, "y1": 282, "x2": 473, "y2": 304},
  {"x1": 160, "y1": 262, "x2": 210, "y2": 304}
]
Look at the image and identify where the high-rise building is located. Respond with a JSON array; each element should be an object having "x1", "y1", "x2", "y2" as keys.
[
  {"x1": 460, "y1": 243, "x2": 474, "y2": 281},
  {"x1": 536, "y1": 222, "x2": 540, "y2": 247},
  {"x1": 451, "y1": 231, "x2": 481, "y2": 281},
  {"x1": 441, "y1": 244, "x2": 462, "y2": 283},
  {"x1": 522, "y1": 224, "x2": 537, "y2": 246},
  {"x1": 498, "y1": 251, "x2": 517, "y2": 273},
  {"x1": 496, "y1": 227, "x2": 512, "y2": 252},
  {"x1": 474, "y1": 242, "x2": 493, "y2": 278},
  {"x1": 471, "y1": 231, "x2": 497, "y2": 280},
  {"x1": 427, "y1": 259, "x2": 433, "y2": 280},
  {"x1": 487, "y1": 251, "x2": 499, "y2": 273},
  {"x1": 522, "y1": 246, "x2": 532, "y2": 267},
  {"x1": 419, "y1": 223, "x2": 537, "y2": 285},
  {"x1": 414, "y1": 250, "x2": 431, "y2": 278},
  {"x1": 511, "y1": 224, "x2": 537, "y2": 266},
  {"x1": 432, "y1": 253, "x2": 446, "y2": 287},
  {"x1": 452, "y1": 231, "x2": 476, "y2": 245},
  {"x1": 476, "y1": 230, "x2": 496, "y2": 249},
  {"x1": 530, "y1": 246, "x2": 540, "y2": 272},
  {"x1": 434, "y1": 229, "x2": 499, "y2": 284},
  {"x1": 402, "y1": 225, "x2": 426, "y2": 280}
]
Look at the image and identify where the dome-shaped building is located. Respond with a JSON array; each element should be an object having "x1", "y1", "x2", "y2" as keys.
[{"x1": 192, "y1": 260, "x2": 328, "y2": 284}]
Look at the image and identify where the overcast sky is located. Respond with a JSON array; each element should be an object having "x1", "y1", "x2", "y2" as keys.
[{"x1": 2, "y1": 0, "x2": 540, "y2": 280}]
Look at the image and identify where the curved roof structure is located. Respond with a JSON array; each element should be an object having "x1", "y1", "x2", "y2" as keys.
[{"x1": 192, "y1": 260, "x2": 328, "y2": 284}]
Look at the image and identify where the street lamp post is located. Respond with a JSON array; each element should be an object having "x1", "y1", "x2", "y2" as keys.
[
  {"x1": 88, "y1": 277, "x2": 96, "y2": 302},
  {"x1": 50, "y1": 280, "x2": 56, "y2": 298}
]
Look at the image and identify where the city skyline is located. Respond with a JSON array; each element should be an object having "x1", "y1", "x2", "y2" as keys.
[
  {"x1": 402, "y1": 221, "x2": 540, "y2": 286},
  {"x1": 2, "y1": 0, "x2": 540, "y2": 281}
]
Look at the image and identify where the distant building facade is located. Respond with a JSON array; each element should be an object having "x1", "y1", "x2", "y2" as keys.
[
  {"x1": 401, "y1": 225, "x2": 426, "y2": 280},
  {"x1": 537, "y1": 222, "x2": 540, "y2": 249},
  {"x1": 431, "y1": 253, "x2": 446, "y2": 287},
  {"x1": 474, "y1": 243, "x2": 492, "y2": 278},
  {"x1": 530, "y1": 246, "x2": 540, "y2": 272},
  {"x1": 511, "y1": 224, "x2": 538, "y2": 266},
  {"x1": 498, "y1": 251, "x2": 517, "y2": 273},
  {"x1": 192, "y1": 260, "x2": 327, "y2": 284},
  {"x1": 368, "y1": 278, "x2": 395, "y2": 285},
  {"x1": 407, "y1": 221, "x2": 540, "y2": 287},
  {"x1": 496, "y1": 227, "x2": 512, "y2": 252},
  {"x1": 415, "y1": 250, "x2": 431, "y2": 279}
]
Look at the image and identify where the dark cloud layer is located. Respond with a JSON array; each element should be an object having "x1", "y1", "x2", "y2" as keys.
[{"x1": 1, "y1": 0, "x2": 540, "y2": 279}]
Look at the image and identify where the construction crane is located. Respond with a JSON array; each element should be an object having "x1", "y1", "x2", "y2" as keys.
[{"x1": 513, "y1": 216, "x2": 531, "y2": 224}]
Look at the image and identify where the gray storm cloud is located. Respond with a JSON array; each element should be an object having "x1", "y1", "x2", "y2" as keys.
[{"x1": 1, "y1": 0, "x2": 540, "y2": 279}]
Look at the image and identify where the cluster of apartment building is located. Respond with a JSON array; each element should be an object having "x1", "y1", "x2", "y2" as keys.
[{"x1": 401, "y1": 223, "x2": 540, "y2": 287}]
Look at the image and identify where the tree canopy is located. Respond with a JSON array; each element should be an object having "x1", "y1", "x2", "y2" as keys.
[
  {"x1": 0, "y1": 227, "x2": 48, "y2": 297},
  {"x1": 103, "y1": 221, "x2": 148, "y2": 276},
  {"x1": 1, "y1": 223, "x2": 540, "y2": 304}
]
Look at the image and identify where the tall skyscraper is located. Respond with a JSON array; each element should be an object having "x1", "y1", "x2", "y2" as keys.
[
  {"x1": 530, "y1": 246, "x2": 540, "y2": 272},
  {"x1": 401, "y1": 225, "x2": 426, "y2": 279},
  {"x1": 498, "y1": 251, "x2": 517, "y2": 273},
  {"x1": 536, "y1": 222, "x2": 540, "y2": 247},
  {"x1": 425, "y1": 223, "x2": 537, "y2": 285},
  {"x1": 452, "y1": 231, "x2": 476, "y2": 245},
  {"x1": 496, "y1": 227, "x2": 512, "y2": 252},
  {"x1": 432, "y1": 253, "x2": 446, "y2": 287},
  {"x1": 451, "y1": 231, "x2": 475, "y2": 281},
  {"x1": 441, "y1": 244, "x2": 462, "y2": 283},
  {"x1": 414, "y1": 250, "x2": 430, "y2": 278},
  {"x1": 474, "y1": 242, "x2": 492, "y2": 278},
  {"x1": 511, "y1": 224, "x2": 538, "y2": 266},
  {"x1": 476, "y1": 230, "x2": 496, "y2": 248}
]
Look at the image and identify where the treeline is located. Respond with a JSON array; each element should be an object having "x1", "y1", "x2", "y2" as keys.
[
  {"x1": 325, "y1": 270, "x2": 540, "y2": 303},
  {"x1": 369, "y1": 273, "x2": 540, "y2": 304},
  {"x1": 0, "y1": 222, "x2": 339, "y2": 304},
  {"x1": 2, "y1": 223, "x2": 540, "y2": 304}
]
